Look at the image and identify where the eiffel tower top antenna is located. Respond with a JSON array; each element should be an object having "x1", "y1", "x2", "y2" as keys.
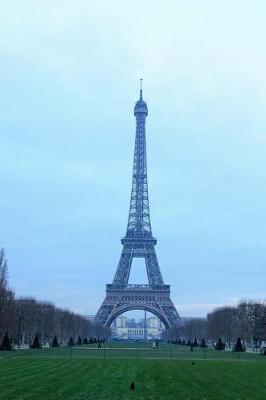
[{"x1": 140, "y1": 78, "x2": 143, "y2": 100}]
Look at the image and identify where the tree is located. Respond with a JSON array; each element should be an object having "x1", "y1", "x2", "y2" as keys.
[
  {"x1": 200, "y1": 338, "x2": 207, "y2": 348},
  {"x1": 0, "y1": 249, "x2": 16, "y2": 340},
  {"x1": 51, "y1": 335, "x2": 59, "y2": 347},
  {"x1": 77, "y1": 336, "x2": 82, "y2": 345},
  {"x1": 170, "y1": 318, "x2": 208, "y2": 341},
  {"x1": 0, "y1": 249, "x2": 9, "y2": 336},
  {"x1": 237, "y1": 301, "x2": 266, "y2": 345},
  {"x1": 68, "y1": 337, "x2": 75, "y2": 346},
  {"x1": 207, "y1": 306, "x2": 238, "y2": 345},
  {"x1": 0, "y1": 332, "x2": 12, "y2": 351},
  {"x1": 31, "y1": 334, "x2": 41, "y2": 349},
  {"x1": 0, "y1": 248, "x2": 8, "y2": 289},
  {"x1": 215, "y1": 338, "x2": 225, "y2": 350},
  {"x1": 0, "y1": 249, "x2": 110, "y2": 344},
  {"x1": 83, "y1": 337, "x2": 89, "y2": 345},
  {"x1": 234, "y1": 337, "x2": 244, "y2": 352}
]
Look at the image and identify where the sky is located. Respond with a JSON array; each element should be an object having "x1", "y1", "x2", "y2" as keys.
[{"x1": 0, "y1": 0, "x2": 266, "y2": 317}]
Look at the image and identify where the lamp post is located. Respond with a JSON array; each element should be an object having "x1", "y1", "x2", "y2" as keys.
[
  {"x1": 144, "y1": 310, "x2": 147, "y2": 342},
  {"x1": 211, "y1": 318, "x2": 214, "y2": 347},
  {"x1": 60, "y1": 317, "x2": 64, "y2": 345}
]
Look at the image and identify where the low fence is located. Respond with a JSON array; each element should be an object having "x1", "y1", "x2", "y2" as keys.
[
  {"x1": 1, "y1": 345, "x2": 265, "y2": 361},
  {"x1": 69, "y1": 346, "x2": 265, "y2": 361}
]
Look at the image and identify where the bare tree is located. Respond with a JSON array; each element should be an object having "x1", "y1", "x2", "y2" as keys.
[
  {"x1": 0, "y1": 248, "x2": 15, "y2": 338},
  {"x1": 0, "y1": 248, "x2": 110, "y2": 344},
  {"x1": 0, "y1": 248, "x2": 8, "y2": 290}
]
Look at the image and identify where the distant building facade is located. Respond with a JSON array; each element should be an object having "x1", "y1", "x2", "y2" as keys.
[{"x1": 111, "y1": 316, "x2": 164, "y2": 340}]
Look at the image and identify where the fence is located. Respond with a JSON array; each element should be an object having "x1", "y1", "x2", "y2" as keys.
[{"x1": 1, "y1": 345, "x2": 265, "y2": 361}]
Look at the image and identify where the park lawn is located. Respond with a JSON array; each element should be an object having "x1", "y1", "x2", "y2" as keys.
[{"x1": 0, "y1": 357, "x2": 266, "y2": 400}]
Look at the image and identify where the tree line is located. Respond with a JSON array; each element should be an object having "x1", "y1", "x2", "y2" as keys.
[
  {"x1": 0, "y1": 248, "x2": 110, "y2": 346},
  {"x1": 168, "y1": 301, "x2": 266, "y2": 349}
]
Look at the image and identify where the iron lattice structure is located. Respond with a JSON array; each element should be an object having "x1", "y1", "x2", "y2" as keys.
[{"x1": 95, "y1": 85, "x2": 179, "y2": 328}]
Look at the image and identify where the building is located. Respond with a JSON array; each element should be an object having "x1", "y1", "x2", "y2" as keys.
[{"x1": 111, "y1": 316, "x2": 164, "y2": 340}]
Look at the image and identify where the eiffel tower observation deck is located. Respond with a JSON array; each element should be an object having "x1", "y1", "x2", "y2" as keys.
[{"x1": 95, "y1": 81, "x2": 179, "y2": 328}]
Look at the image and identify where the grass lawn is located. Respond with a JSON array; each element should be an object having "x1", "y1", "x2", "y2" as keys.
[{"x1": 0, "y1": 346, "x2": 265, "y2": 399}]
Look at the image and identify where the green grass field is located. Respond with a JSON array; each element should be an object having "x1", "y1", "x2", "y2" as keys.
[{"x1": 0, "y1": 344, "x2": 265, "y2": 399}]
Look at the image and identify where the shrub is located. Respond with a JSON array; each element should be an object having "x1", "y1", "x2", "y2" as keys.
[
  {"x1": 51, "y1": 335, "x2": 59, "y2": 347},
  {"x1": 200, "y1": 338, "x2": 207, "y2": 348},
  {"x1": 77, "y1": 336, "x2": 82, "y2": 345},
  {"x1": 0, "y1": 332, "x2": 12, "y2": 351},
  {"x1": 234, "y1": 337, "x2": 245, "y2": 352},
  {"x1": 83, "y1": 337, "x2": 89, "y2": 345},
  {"x1": 68, "y1": 337, "x2": 75, "y2": 346},
  {"x1": 215, "y1": 338, "x2": 225, "y2": 350},
  {"x1": 31, "y1": 334, "x2": 41, "y2": 349}
]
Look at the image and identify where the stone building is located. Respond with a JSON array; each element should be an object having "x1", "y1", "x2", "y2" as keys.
[{"x1": 111, "y1": 315, "x2": 164, "y2": 340}]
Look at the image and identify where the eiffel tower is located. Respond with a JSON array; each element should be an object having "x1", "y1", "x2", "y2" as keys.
[{"x1": 95, "y1": 81, "x2": 179, "y2": 328}]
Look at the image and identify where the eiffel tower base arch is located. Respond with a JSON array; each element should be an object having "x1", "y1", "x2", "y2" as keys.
[{"x1": 95, "y1": 284, "x2": 179, "y2": 328}]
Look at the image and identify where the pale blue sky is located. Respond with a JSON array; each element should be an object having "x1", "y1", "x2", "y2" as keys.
[{"x1": 0, "y1": 1, "x2": 266, "y2": 317}]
